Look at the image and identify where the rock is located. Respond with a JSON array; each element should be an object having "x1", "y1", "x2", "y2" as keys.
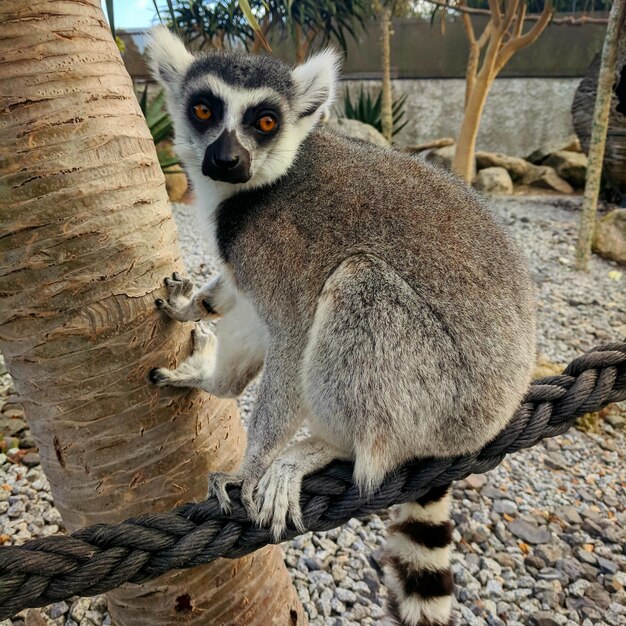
[
  {"x1": 7, "y1": 501, "x2": 25, "y2": 517},
  {"x1": 2, "y1": 406, "x2": 24, "y2": 419},
  {"x1": 544, "y1": 151, "x2": 588, "y2": 188},
  {"x1": 336, "y1": 588, "x2": 357, "y2": 604},
  {"x1": 69, "y1": 598, "x2": 90, "y2": 623},
  {"x1": 530, "y1": 611, "x2": 562, "y2": 626},
  {"x1": 336, "y1": 529, "x2": 357, "y2": 549},
  {"x1": 559, "y1": 557, "x2": 598, "y2": 582},
  {"x1": 524, "y1": 555, "x2": 547, "y2": 570},
  {"x1": 581, "y1": 518, "x2": 604, "y2": 537},
  {"x1": 475, "y1": 167, "x2": 513, "y2": 194},
  {"x1": 522, "y1": 165, "x2": 575, "y2": 194},
  {"x1": 48, "y1": 602, "x2": 69, "y2": 619},
  {"x1": 23, "y1": 609, "x2": 53, "y2": 626},
  {"x1": 476, "y1": 151, "x2": 530, "y2": 180},
  {"x1": 404, "y1": 137, "x2": 454, "y2": 154},
  {"x1": 604, "y1": 413, "x2": 625, "y2": 428},
  {"x1": 0, "y1": 415, "x2": 27, "y2": 437},
  {"x1": 493, "y1": 499, "x2": 518, "y2": 515},
  {"x1": 569, "y1": 578, "x2": 592, "y2": 597},
  {"x1": 555, "y1": 506, "x2": 582, "y2": 525},
  {"x1": 425, "y1": 144, "x2": 456, "y2": 170},
  {"x1": 481, "y1": 485, "x2": 507, "y2": 499},
  {"x1": 464, "y1": 474, "x2": 487, "y2": 490},
  {"x1": 575, "y1": 547, "x2": 597, "y2": 565},
  {"x1": 538, "y1": 567, "x2": 565, "y2": 581},
  {"x1": 584, "y1": 582, "x2": 611, "y2": 609},
  {"x1": 527, "y1": 134, "x2": 582, "y2": 164},
  {"x1": 486, "y1": 579, "x2": 503, "y2": 597},
  {"x1": 326, "y1": 118, "x2": 389, "y2": 147},
  {"x1": 595, "y1": 555, "x2": 619, "y2": 575},
  {"x1": 19, "y1": 436, "x2": 36, "y2": 449},
  {"x1": 535, "y1": 545, "x2": 564, "y2": 566},
  {"x1": 543, "y1": 452, "x2": 567, "y2": 470},
  {"x1": 508, "y1": 519, "x2": 551, "y2": 544},
  {"x1": 592, "y1": 209, "x2": 626, "y2": 265},
  {"x1": 21, "y1": 452, "x2": 40, "y2": 467},
  {"x1": 494, "y1": 553, "x2": 517, "y2": 569},
  {"x1": 599, "y1": 523, "x2": 622, "y2": 543}
]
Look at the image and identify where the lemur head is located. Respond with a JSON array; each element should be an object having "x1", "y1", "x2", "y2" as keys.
[{"x1": 147, "y1": 27, "x2": 340, "y2": 192}]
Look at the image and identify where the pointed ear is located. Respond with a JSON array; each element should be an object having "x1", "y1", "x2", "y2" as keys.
[
  {"x1": 292, "y1": 48, "x2": 342, "y2": 118},
  {"x1": 146, "y1": 26, "x2": 194, "y2": 88}
]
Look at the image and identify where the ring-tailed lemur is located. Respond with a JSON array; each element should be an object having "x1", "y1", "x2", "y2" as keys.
[{"x1": 147, "y1": 26, "x2": 536, "y2": 626}]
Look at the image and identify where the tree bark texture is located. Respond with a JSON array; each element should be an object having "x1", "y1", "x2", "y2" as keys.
[
  {"x1": 572, "y1": 21, "x2": 626, "y2": 201},
  {"x1": 380, "y1": 6, "x2": 394, "y2": 142},
  {"x1": 575, "y1": 0, "x2": 626, "y2": 270},
  {"x1": 0, "y1": 2, "x2": 305, "y2": 624}
]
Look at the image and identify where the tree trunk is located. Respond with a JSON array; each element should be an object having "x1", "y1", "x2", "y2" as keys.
[
  {"x1": 380, "y1": 6, "x2": 394, "y2": 142},
  {"x1": 576, "y1": 0, "x2": 626, "y2": 270},
  {"x1": 452, "y1": 1, "x2": 553, "y2": 183},
  {"x1": 0, "y1": 2, "x2": 305, "y2": 625},
  {"x1": 453, "y1": 73, "x2": 492, "y2": 182}
]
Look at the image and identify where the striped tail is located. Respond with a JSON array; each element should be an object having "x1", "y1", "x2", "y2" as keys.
[{"x1": 383, "y1": 484, "x2": 454, "y2": 626}]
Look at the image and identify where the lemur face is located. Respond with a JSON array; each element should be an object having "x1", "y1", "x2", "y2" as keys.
[
  {"x1": 181, "y1": 61, "x2": 293, "y2": 185},
  {"x1": 147, "y1": 27, "x2": 340, "y2": 191}
]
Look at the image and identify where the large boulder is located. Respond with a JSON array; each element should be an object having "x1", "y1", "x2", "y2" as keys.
[
  {"x1": 326, "y1": 118, "x2": 389, "y2": 147},
  {"x1": 522, "y1": 164, "x2": 574, "y2": 194},
  {"x1": 593, "y1": 209, "x2": 626, "y2": 265},
  {"x1": 527, "y1": 134, "x2": 582, "y2": 164},
  {"x1": 474, "y1": 167, "x2": 513, "y2": 194},
  {"x1": 475, "y1": 151, "x2": 530, "y2": 181},
  {"x1": 544, "y1": 150, "x2": 588, "y2": 188},
  {"x1": 425, "y1": 144, "x2": 456, "y2": 170}
]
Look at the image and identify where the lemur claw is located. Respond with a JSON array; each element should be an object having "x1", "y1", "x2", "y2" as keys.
[
  {"x1": 207, "y1": 471, "x2": 261, "y2": 519},
  {"x1": 148, "y1": 367, "x2": 168, "y2": 386},
  {"x1": 156, "y1": 273, "x2": 196, "y2": 321},
  {"x1": 256, "y1": 460, "x2": 306, "y2": 542}
]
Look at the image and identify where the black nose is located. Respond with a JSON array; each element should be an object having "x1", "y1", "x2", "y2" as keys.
[
  {"x1": 214, "y1": 155, "x2": 240, "y2": 170},
  {"x1": 203, "y1": 130, "x2": 252, "y2": 184}
]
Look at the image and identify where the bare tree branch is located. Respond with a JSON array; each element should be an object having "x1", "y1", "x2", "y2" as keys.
[
  {"x1": 512, "y1": 1, "x2": 527, "y2": 38},
  {"x1": 494, "y1": 0, "x2": 553, "y2": 73},
  {"x1": 422, "y1": 0, "x2": 609, "y2": 25},
  {"x1": 512, "y1": 0, "x2": 554, "y2": 47},
  {"x1": 501, "y1": 0, "x2": 520, "y2": 37},
  {"x1": 487, "y1": 0, "x2": 502, "y2": 27},
  {"x1": 476, "y1": 20, "x2": 493, "y2": 48},
  {"x1": 461, "y1": 0, "x2": 477, "y2": 43}
]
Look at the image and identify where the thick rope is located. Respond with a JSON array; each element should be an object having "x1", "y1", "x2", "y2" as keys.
[{"x1": 0, "y1": 343, "x2": 624, "y2": 619}]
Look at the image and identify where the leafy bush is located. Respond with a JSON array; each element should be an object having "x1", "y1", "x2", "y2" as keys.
[
  {"x1": 138, "y1": 85, "x2": 181, "y2": 173},
  {"x1": 341, "y1": 86, "x2": 408, "y2": 138}
]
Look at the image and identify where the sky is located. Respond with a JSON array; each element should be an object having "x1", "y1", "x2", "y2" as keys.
[{"x1": 102, "y1": 0, "x2": 158, "y2": 30}]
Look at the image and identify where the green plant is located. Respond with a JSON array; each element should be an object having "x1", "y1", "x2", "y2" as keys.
[
  {"x1": 138, "y1": 85, "x2": 181, "y2": 172},
  {"x1": 166, "y1": 0, "x2": 259, "y2": 50},
  {"x1": 167, "y1": 0, "x2": 371, "y2": 59},
  {"x1": 341, "y1": 86, "x2": 408, "y2": 138}
]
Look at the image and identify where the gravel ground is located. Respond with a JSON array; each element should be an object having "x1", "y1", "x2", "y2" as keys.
[{"x1": 1, "y1": 195, "x2": 624, "y2": 626}]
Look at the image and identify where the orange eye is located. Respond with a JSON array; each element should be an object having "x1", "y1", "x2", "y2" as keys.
[
  {"x1": 193, "y1": 103, "x2": 212, "y2": 121},
  {"x1": 257, "y1": 115, "x2": 277, "y2": 133}
]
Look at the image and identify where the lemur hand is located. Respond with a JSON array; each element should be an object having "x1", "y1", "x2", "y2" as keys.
[{"x1": 155, "y1": 272, "x2": 208, "y2": 322}]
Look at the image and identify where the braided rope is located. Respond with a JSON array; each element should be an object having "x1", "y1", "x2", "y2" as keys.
[{"x1": 0, "y1": 343, "x2": 624, "y2": 619}]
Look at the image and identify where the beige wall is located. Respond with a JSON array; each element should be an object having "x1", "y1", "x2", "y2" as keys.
[
  {"x1": 120, "y1": 16, "x2": 606, "y2": 81},
  {"x1": 340, "y1": 77, "x2": 581, "y2": 157}
]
